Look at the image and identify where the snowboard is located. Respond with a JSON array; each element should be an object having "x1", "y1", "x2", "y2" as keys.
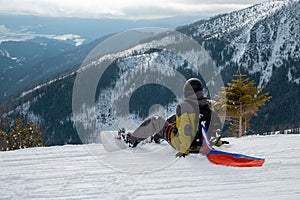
[{"x1": 100, "y1": 131, "x2": 126, "y2": 152}]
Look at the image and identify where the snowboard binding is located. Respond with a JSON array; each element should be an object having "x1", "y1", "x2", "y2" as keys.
[{"x1": 117, "y1": 128, "x2": 138, "y2": 148}]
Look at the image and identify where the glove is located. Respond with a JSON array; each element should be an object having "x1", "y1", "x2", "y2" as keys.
[
  {"x1": 215, "y1": 137, "x2": 230, "y2": 147},
  {"x1": 175, "y1": 152, "x2": 187, "y2": 158}
]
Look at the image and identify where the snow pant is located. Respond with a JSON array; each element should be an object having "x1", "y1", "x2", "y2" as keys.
[{"x1": 127, "y1": 116, "x2": 169, "y2": 145}]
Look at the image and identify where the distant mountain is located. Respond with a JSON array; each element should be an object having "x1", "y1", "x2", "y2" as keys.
[
  {"x1": 178, "y1": 0, "x2": 300, "y2": 86},
  {"x1": 177, "y1": 0, "x2": 300, "y2": 131},
  {"x1": 0, "y1": 38, "x2": 75, "y2": 102},
  {"x1": 3, "y1": 0, "x2": 300, "y2": 145},
  {"x1": 0, "y1": 14, "x2": 203, "y2": 102},
  {"x1": 0, "y1": 15, "x2": 203, "y2": 43},
  {"x1": 0, "y1": 35, "x2": 111, "y2": 103}
]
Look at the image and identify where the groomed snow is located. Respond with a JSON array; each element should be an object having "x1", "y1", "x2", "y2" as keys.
[{"x1": 1, "y1": 134, "x2": 299, "y2": 200}]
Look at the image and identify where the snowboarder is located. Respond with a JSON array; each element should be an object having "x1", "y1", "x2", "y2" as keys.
[{"x1": 120, "y1": 78, "x2": 224, "y2": 157}]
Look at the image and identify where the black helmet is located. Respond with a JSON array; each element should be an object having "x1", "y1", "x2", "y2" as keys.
[{"x1": 183, "y1": 78, "x2": 203, "y2": 97}]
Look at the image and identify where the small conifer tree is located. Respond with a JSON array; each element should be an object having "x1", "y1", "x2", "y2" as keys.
[
  {"x1": 216, "y1": 69, "x2": 271, "y2": 137},
  {"x1": 0, "y1": 129, "x2": 7, "y2": 151},
  {"x1": 0, "y1": 118, "x2": 43, "y2": 151}
]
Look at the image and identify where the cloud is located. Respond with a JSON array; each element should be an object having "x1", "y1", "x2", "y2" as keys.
[
  {"x1": 48, "y1": 34, "x2": 85, "y2": 46},
  {"x1": 0, "y1": 0, "x2": 267, "y2": 19},
  {"x1": 0, "y1": 24, "x2": 85, "y2": 46}
]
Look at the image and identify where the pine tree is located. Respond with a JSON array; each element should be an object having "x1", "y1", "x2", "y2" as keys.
[
  {"x1": 0, "y1": 118, "x2": 43, "y2": 151},
  {"x1": 9, "y1": 119, "x2": 24, "y2": 150},
  {"x1": 216, "y1": 69, "x2": 271, "y2": 137},
  {"x1": 0, "y1": 129, "x2": 7, "y2": 151},
  {"x1": 23, "y1": 122, "x2": 43, "y2": 148}
]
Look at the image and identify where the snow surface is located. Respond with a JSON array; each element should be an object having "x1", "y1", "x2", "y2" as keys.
[{"x1": 1, "y1": 134, "x2": 300, "y2": 200}]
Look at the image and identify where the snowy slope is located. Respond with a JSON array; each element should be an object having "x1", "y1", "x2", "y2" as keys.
[
  {"x1": 180, "y1": 0, "x2": 300, "y2": 87},
  {"x1": 1, "y1": 134, "x2": 299, "y2": 200}
]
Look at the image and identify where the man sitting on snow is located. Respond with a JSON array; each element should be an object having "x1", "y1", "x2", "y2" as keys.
[{"x1": 119, "y1": 78, "x2": 226, "y2": 157}]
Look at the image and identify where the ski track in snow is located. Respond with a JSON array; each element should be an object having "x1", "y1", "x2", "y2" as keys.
[{"x1": 1, "y1": 134, "x2": 300, "y2": 200}]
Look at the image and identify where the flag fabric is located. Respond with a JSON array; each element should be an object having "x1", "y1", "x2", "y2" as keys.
[{"x1": 201, "y1": 125, "x2": 265, "y2": 167}]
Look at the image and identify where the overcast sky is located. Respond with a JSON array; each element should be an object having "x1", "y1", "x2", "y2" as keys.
[{"x1": 0, "y1": 0, "x2": 268, "y2": 19}]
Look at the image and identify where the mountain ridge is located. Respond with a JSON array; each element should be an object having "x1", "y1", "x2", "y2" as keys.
[
  {"x1": 178, "y1": 0, "x2": 300, "y2": 87},
  {"x1": 2, "y1": 0, "x2": 300, "y2": 145}
]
